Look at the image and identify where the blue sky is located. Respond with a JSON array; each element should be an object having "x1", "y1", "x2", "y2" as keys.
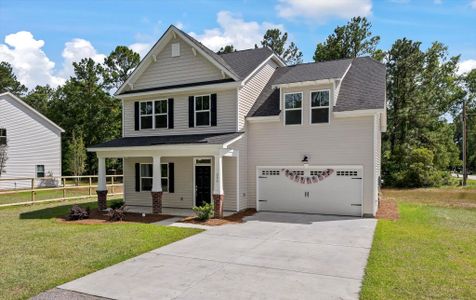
[{"x1": 1, "y1": 0, "x2": 475, "y2": 88}]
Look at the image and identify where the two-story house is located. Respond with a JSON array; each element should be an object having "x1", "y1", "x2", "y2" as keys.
[
  {"x1": 89, "y1": 25, "x2": 386, "y2": 218},
  {"x1": 0, "y1": 92, "x2": 64, "y2": 189}
]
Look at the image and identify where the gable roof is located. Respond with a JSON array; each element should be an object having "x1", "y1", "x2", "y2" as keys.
[
  {"x1": 0, "y1": 92, "x2": 64, "y2": 133},
  {"x1": 248, "y1": 57, "x2": 385, "y2": 117},
  {"x1": 116, "y1": 25, "x2": 284, "y2": 96}
]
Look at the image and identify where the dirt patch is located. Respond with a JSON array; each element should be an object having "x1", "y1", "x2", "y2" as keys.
[
  {"x1": 376, "y1": 198, "x2": 399, "y2": 220},
  {"x1": 179, "y1": 208, "x2": 257, "y2": 226},
  {"x1": 57, "y1": 209, "x2": 175, "y2": 225}
]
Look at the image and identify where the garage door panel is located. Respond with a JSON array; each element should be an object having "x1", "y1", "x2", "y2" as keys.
[{"x1": 258, "y1": 167, "x2": 362, "y2": 216}]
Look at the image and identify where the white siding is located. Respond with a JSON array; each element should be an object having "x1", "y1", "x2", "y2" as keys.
[
  {"x1": 123, "y1": 89, "x2": 238, "y2": 137},
  {"x1": 246, "y1": 85, "x2": 377, "y2": 216},
  {"x1": 134, "y1": 37, "x2": 224, "y2": 90},
  {"x1": 373, "y1": 113, "x2": 382, "y2": 215},
  {"x1": 238, "y1": 59, "x2": 278, "y2": 130},
  {"x1": 228, "y1": 136, "x2": 248, "y2": 211},
  {"x1": 0, "y1": 94, "x2": 62, "y2": 189},
  {"x1": 123, "y1": 156, "x2": 238, "y2": 211}
]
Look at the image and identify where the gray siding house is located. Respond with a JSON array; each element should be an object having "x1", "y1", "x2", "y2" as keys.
[
  {"x1": 89, "y1": 25, "x2": 386, "y2": 217},
  {"x1": 0, "y1": 92, "x2": 64, "y2": 189}
]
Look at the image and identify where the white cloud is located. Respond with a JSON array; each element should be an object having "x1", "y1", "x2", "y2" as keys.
[
  {"x1": 276, "y1": 0, "x2": 372, "y2": 21},
  {"x1": 471, "y1": 0, "x2": 476, "y2": 9},
  {"x1": 434, "y1": 0, "x2": 443, "y2": 4},
  {"x1": 59, "y1": 38, "x2": 106, "y2": 79},
  {"x1": 189, "y1": 11, "x2": 283, "y2": 51},
  {"x1": 457, "y1": 59, "x2": 476, "y2": 75},
  {"x1": 0, "y1": 31, "x2": 108, "y2": 89},
  {"x1": 0, "y1": 31, "x2": 64, "y2": 88},
  {"x1": 129, "y1": 42, "x2": 152, "y2": 59}
]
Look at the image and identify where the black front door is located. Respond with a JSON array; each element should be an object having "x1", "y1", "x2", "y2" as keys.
[{"x1": 195, "y1": 165, "x2": 211, "y2": 206}]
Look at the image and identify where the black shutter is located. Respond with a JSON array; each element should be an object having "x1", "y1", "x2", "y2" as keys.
[
  {"x1": 211, "y1": 93, "x2": 217, "y2": 126},
  {"x1": 134, "y1": 102, "x2": 139, "y2": 131},
  {"x1": 135, "y1": 163, "x2": 140, "y2": 192},
  {"x1": 188, "y1": 96, "x2": 194, "y2": 127},
  {"x1": 168, "y1": 163, "x2": 175, "y2": 193},
  {"x1": 168, "y1": 98, "x2": 174, "y2": 129}
]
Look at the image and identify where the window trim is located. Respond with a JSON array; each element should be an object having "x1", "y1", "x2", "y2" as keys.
[
  {"x1": 0, "y1": 128, "x2": 6, "y2": 145},
  {"x1": 139, "y1": 99, "x2": 169, "y2": 130},
  {"x1": 139, "y1": 163, "x2": 169, "y2": 192},
  {"x1": 36, "y1": 165, "x2": 45, "y2": 178},
  {"x1": 283, "y1": 92, "x2": 303, "y2": 126},
  {"x1": 309, "y1": 89, "x2": 331, "y2": 125},
  {"x1": 194, "y1": 94, "x2": 211, "y2": 127}
]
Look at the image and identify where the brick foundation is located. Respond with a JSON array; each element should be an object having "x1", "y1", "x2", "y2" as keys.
[
  {"x1": 96, "y1": 190, "x2": 108, "y2": 210},
  {"x1": 151, "y1": 191, "x2": 163, "y2": 214},
  {"x1": 213, "y1": 194, "x2": 224, "y2": 218}
]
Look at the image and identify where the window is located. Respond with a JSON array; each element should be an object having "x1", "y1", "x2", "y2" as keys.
[
  {"x1": 140, "y1": 163, "x2": 169, "y2": 192},
  {"x1": 154, "y1": 100, "x2": 168, "y2": 129},
  {"x1": 140, "y1": 101, "x2": 153, "y2": 129},
  {"x1": 0, "y1": 128, "x2": 6, "y2": 145},
  {"x1": 140, "y1": 100, "x2": 168, "y2": 130},
  {"x1": 311, "y1": 90, "x2": 330, "y2": 124},
  {"x1": 284, "y1": 93, "x2": 302, "y2": 125},
  {"x1": 171, "y1": 43, "x2": 180, "y2": 57},
  {"x1": 36, "y1": 165, "x2": 45, "y2": 178},
  {"x1": 195, "y1": 95, "x2": 210, "y2": 126}
]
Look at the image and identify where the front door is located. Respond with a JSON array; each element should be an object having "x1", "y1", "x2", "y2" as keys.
[{"x1": 195, "y1": 165, "x2": 211, "y2": 206}]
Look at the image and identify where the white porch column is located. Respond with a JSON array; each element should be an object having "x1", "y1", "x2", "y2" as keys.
[
  {"x1": 151, "y1": 155, "x2": 163, "y2": 214},
  {"x1": 152, "y1": 155, "x2": 162, "y2": 192},
  {"x1": 213, "y1": 155, "x2": 224, "y2": 195},
  {"x1": 213, "y1": 154, "x2": 224, "y2": 218},
  {"x1": 97, "y1": 156, "x2": 106, "y2": 191},
  {"x1": 96, "y1": 156, "x2": 107, "y2": 210}
]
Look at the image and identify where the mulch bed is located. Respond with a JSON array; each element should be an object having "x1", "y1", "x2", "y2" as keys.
[
  {"x1": 376, "y1": 198, "x2": 400, "y2": 220},
  {"x1": 57, "y1": 209, "x2": 175, "y2": 225},
  {"x1": 179, "y1": 208, "x2": 257, "y2": 226}
]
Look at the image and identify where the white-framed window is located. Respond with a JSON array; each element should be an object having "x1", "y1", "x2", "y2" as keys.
[
  {"x1": 0, "y1": 128, "x2": 6, "y2": 145},
  {"x1": 140, "y1": 100, "x2": 168, "y2": 129},
  {"x1": 154, "y1": 100, "x2": 168, "y2": 129},
  {"x1": 310, "y1": 90, "x2": 330, "y2": 124},
  {"x1": 140, "y1": 163, "x2": 169, "y2": 192},
  {"x1": 284, "y1": 92, "x2": 303, "y2": 125},
  {"x1": 195, "y1": 95, "x2": 211, "y2": 126},
  {"x1": 140, "y1": 101, "x2": 153, "y2": 129},
  {"x1": 36, "y1": 165, "x2": 45, "y2": 178}
]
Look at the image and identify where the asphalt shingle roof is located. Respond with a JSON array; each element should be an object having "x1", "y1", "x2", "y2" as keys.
[
  {"x1": 218, "y1": 47, "x2": 275, "y2": 79},
  {"x1": 248, "y1": 57, "x2": 385, "y2": 117},
  {"x1": 90, "y1": 132, "x2": 243, "y2": 149}
]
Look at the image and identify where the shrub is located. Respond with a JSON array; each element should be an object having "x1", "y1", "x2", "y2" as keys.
[
  {"x1": 105, "y1": 205, "x2": 127, "y2": 221},
  {"x1": 110, "y1": 200, "x2": 125, "y2": 210},
  {"x1": 192, "y1": 203, "x2": 214, "y2": 221},
  {"x1": 67, "y1": 205, "x2": 90, "y2": 220}
]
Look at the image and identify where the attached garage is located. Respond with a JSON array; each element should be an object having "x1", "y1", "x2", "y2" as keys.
[{"x1": 257, "y1": 166, "x2": 363, "y2": 216}]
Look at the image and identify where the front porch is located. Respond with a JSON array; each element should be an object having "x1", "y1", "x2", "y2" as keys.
[{"x1": 89, "y1": 133, "x2": 242, "y2": 219}]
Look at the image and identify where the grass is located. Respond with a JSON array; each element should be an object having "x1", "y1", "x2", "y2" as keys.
[
  {"x1": 361, "y1": 187, "x2": 476, "y2": 299},
  {"x1": 0, "y1": 199, "x2": 202, "y2": 300}
]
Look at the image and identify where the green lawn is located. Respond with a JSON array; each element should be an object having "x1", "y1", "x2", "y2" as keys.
[
  {"x1": 0, "y1": 199, "x2": 202, "y2": 300},
  {"x1": 361, "y1": 188, "x2": 476, "y2": 299}
]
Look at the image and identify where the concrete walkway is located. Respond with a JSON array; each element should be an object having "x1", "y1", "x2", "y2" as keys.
[{"x1": 58, "y1": 212, "x2": 377, "y2": 300}]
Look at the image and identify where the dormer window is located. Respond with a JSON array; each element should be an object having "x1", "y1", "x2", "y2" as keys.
[
  {"x1": 284, "y1": 92, "x2": 302, "y2": 125},
  {"x1": 311, "y1": 90, "x2": 330, "y2": 124}
]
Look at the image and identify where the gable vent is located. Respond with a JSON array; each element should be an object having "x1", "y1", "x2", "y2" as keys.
[{"x1": 171, "y1": 43, "x2": 180, "y2": 57}]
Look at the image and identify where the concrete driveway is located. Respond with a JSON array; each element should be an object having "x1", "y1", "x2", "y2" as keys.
[{"x1": 58, "y1": 212, "x2": 377, "y2": 300}]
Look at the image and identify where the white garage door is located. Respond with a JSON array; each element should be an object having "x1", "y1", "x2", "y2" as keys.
[{"x1": 257, "y1": 166, "x2": 363, "y2": 216}]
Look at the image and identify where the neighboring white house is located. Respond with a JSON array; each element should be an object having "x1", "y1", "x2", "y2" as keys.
[
  {"x1": 0, "y1": 92, "x2": 64, "y2": 189},
  {"x1": 89, "y1": 25, "x2": 386, "y2": 217}
]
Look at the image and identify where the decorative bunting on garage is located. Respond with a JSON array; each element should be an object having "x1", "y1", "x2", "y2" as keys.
[{"x1": 281, "y1": 168, "x2": 334, "y2": 184}]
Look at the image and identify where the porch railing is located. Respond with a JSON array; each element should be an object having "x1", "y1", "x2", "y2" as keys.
[{"x1": 0, "y1": 175, "x2": 123, "y2": 207}]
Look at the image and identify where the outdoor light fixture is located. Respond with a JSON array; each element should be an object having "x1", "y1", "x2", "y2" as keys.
[
  {"x1": 142, "y1": 213, "x2": 146, "y2": 218},
  {"x1": 302, "y1": 155, "x2": 309, "y2": 168}
]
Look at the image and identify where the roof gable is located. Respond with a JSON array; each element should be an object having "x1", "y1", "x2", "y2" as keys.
[
  {"x1": 0, "y1": 92, "x2": 64, "y2": 133},
  {"x1": 116, "y1": 25, "x2": 240, "y2": 95}
]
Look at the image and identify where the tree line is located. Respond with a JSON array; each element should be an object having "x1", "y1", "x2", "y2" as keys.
[{"x1": 1, "y1": 17, "x2": 474, "y2": 187}]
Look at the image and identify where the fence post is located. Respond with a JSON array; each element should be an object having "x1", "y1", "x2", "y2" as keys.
[
  {"x1": 62, "y1": 177, "x2": 66, "y2": 200},
  {"x1": 89, "y1": 176, "x2": 92, "y2": 196},
  {"x1": 111, "y1": 176, "x2": 115, "y2": 194},
  {"x1": 31, "y1": 178, "x2": 35, "y2": 203}
]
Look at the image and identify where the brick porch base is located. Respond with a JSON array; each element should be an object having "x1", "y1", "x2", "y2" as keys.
[
  {"x1": 151, "y1": 191, "x2": 163, "y2": 214},
  {"x1": 213, "y1": 194, "x2": 224, "y2": 218},
  {"x1": 96, "y1": 190, "x2": 108, "y2": 210}
]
